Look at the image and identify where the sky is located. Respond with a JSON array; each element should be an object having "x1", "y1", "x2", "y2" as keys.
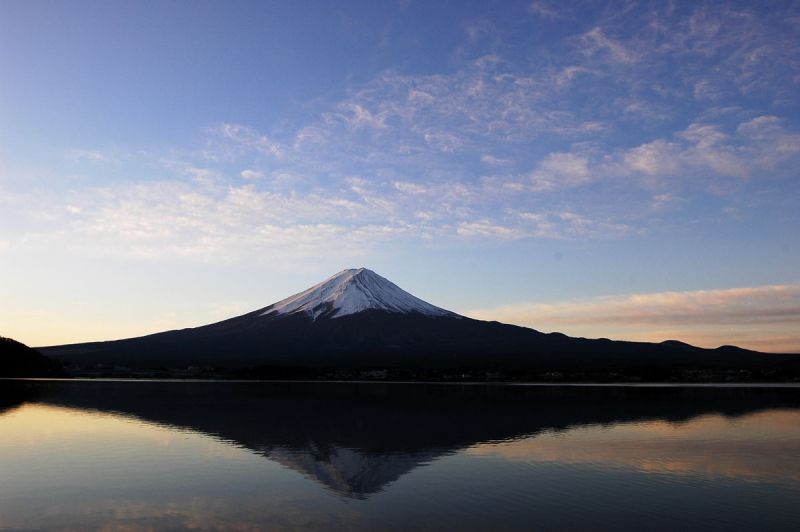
[{"x1": 1, "y1": 0, "x2": 799, "y2": 351}]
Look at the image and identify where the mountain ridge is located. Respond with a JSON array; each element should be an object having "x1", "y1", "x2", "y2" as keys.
[
  {"x1": 37, "y1": 268, "x2": 800, "y2": 381},
  {"x1": 0, "y1": 336, "x2": 63, "y2": 377}
]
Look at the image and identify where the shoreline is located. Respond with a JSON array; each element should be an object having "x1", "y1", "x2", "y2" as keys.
[{"x1": 4, "y1": 377, "x2": 800, "y2": 388}]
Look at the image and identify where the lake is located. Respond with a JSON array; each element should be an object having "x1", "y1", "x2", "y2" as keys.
[{"x1": 1, "y1": 380, "x2": 799, "y2": 530}]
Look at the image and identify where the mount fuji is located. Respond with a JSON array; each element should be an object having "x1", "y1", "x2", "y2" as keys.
[
  {"x1": 263, "y1": 268, "x2": 458, "y2": 320},
  {"x1": 40, "y1": 268, "x2": 799, "y2": 380}
]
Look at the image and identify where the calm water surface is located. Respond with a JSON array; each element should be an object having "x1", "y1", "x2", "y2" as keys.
[{"x1": 1, "y1": 381, "x2": 799, "y2": 531}]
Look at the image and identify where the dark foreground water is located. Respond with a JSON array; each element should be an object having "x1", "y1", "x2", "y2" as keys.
[{"x1": 1, "y1": 381, "x2": 799, "y2": 531}]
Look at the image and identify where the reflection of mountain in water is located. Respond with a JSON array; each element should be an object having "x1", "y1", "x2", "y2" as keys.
[
  {"x1": 0, "y1": 381, "x2": 42, "y2": 414},
  {"x1": 8, "y1": 381, "x2": 800, "y2": 498},
  {"x1": 264, "y1": 445, "x2": 439, "y2": 499}
]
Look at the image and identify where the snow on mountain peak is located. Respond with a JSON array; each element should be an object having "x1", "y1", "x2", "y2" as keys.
[{"x1": 262, "y1": 268, "x2": 459, "y2": 320}]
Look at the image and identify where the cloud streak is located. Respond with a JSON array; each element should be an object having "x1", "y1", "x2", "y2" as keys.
[{"x1": 467, "y1": 284, "x2": 800, "y2": 353}]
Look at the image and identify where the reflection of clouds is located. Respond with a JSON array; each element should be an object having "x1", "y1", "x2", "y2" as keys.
[
  {"x1": 467, "y1": 410, "x2": 800, "y2": 483},
  {"x1": 0, "y1": 404, "x2": 212, "y2": 458},
  {"x1": 41, "y1": 495, "x2": 363, "y2": 532},
  {"x1": 3, "y1": 395, "x2": 800, "y2": 529},
  {"x1": 3, "y1": 399, "x2": 454, "y2": 502},
  {"x1": 0, "y1": 404, "x2": 362, "y2": 531},
  {"x1": 22, "y1": 493, "x2": 362, "y2": 532}
]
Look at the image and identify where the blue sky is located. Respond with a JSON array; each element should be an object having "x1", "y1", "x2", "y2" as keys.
[{"x1": 1, "y1": 0, "x2": 799, "y2": 351}]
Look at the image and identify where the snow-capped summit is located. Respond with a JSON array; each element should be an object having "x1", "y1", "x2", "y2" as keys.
[{"x1": 262, "y1": 268, "x2": 459, "y2": 320}]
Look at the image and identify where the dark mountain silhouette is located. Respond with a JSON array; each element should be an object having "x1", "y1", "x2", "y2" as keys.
[
  {"x1": 10, "y1": 380, "x2": 800, "y2": 498},
  {"x1": 38, "y1": 268, "x2": 800, "y2": 380},
  {"x1": 0, "y1": 336, "x2": 63, "y2": 377}
]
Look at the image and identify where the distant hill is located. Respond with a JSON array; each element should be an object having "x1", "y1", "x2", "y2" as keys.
[
  {"x1": 0, "y1": 336, "x2": 63, "y2": 377},
  {"x1": 39, "y1": 268, "x2": 800, "y2": 381}
]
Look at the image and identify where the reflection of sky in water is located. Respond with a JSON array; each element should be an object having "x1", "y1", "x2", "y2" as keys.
[
  {"x1": 1, "y1": 387, "x2": 800, "y2": 530},
  {"x1": 468, "y1": 411, "x2": 800, "y2": 484},
  {"x1": 0, "y1": 405, "x2": 355, "y2": 530}
]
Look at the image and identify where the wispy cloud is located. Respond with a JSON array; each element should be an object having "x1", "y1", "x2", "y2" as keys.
[
  {"x1": 526, "y1": 116, "x2": 800, "y2": 193},
  {"x1": 529, "y1": 152, "x2": 592, "y2": 191},
  {"x1": 64, "y1": 148, "x2": 119, "y2": 164},
  {"x1": 62, "y1": 180, "x2": 406, "y2": 262},
  {"x1": 5, "y1": 1, "x2": 799, "y2": 267},
  {"x1": 239, "y1": 169, "x2": 264, "y2": 180},
  {"x1": 579, "y1": 27, "x2": 639, "y2": 64},
  {"x1": 528, "y1": 1, "x2": 562, "y2": 20},
  {"x1": 202, "y1": 123, "x2": 287, "y2": 162}
]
